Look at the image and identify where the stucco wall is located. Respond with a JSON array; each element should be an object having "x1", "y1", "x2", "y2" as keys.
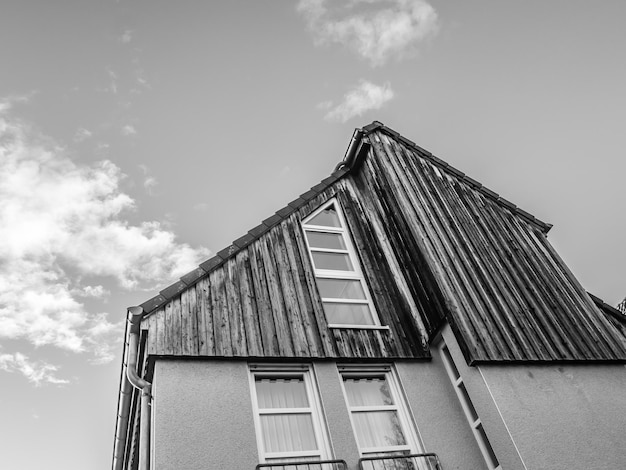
[
  {"x1": 441, "y1": 323, "x2": 626, "y2": 470},
  {"x1": 480, "y1": 363, "x2": 626, "y2": 469},
  {"x1": 152, "y1": 360, "x2": 258, "y2": 470},
  {"x1": 151, "y1": 357, "x2": 493, "y2": 470},
  {"x1": 397, "y1": 357, "x2": 486, "y2": 470}
]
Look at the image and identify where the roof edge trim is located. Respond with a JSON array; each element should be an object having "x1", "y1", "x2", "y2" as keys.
[{"x1": 355, "y1": 121, "x2": 553, "y2": 234}]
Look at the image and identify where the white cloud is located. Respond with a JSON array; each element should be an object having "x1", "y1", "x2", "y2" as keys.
[
  {"x1": 323, "y1": 80, "x2": 394, "y2": 122},
  {"x1": 0, "y1": 352, "x2": 69, "y2": 386},
  {"x1": 73, "y1": 127, "x2": 92, "y2": 143},
  {"x1": 138, "y1": 164, "x2": 158, "y2": 193},
  {"x1": 106, "y1": 67, "x2": 118, "y2": 94},
  {"x1": 143, "y1": 176, "x2": 157, "y2": 191},
  {"x1": 0, "y1": 102, "x2": 210, "y2": 365},
  {"x1": 120, "y1": 30, "x2": 133, "y2": 44},
  {"x1": 122, "y1": 124, "x2": 137, "y2": 136},
  {"x1": 74, "y1": 285, "x2": 109, "y2": 298},
  {"x1": 297, "y1": 0, "x2": 439, "y2": 66}
]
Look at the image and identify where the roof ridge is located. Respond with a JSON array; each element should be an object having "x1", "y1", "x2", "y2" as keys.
[{"x1": 362, "y1": 121, "x2": 553, "y2": 234}]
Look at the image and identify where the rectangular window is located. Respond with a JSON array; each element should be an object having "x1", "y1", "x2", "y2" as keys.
[
  {"x1": 302, "y1": 199, "x2": 381, "y2": 328},
  {"x1": 438, "y1": 342, "x2": 501, "y2": 470},
  {"x1": 249, "y1": 364, "x2": 331, "y2": 464},
  {"x1": 339, "y1": 365, "x2": 421, "y2": 456}
]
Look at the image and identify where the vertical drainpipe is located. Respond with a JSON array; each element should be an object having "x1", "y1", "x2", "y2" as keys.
[{"x1": 126, "y1": 306, "x2": 152, "y2": 470}]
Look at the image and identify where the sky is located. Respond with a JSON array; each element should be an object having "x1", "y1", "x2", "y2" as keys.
[{"x1": 0, "y1": 1, "x2": 624, "y2": 469}]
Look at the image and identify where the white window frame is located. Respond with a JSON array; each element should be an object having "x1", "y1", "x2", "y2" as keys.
[
  {"x1": 248, "y1": 364, "x2": 332, "y2": 464},
  {"x1": 338, "y1": 364, "x2": 422, "y2": 456},
  {"x1": 302, "y1": 199, "x2": 384, "y2": 329},
  {"x1": 437, "y1": 341, "x2": 501, "y2": 470}
]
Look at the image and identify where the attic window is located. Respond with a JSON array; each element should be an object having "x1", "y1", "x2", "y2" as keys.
[{"x1": 302, "y1": 199, "x2": 381, "y2": 328}]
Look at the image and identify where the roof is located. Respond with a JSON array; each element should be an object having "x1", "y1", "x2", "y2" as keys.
[{"x1": 139, "y1": 121, "x2": 553, "y2": 316}]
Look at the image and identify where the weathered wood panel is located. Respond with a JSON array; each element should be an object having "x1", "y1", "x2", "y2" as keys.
[
  {"x1": 142, "y1": 126, "x2": 625, "y2": 362},
  {"x1": 143, "y1": 185, "x2": 429, "y2": 360},
  {"x1": 361, "y1": 129, "x2": 626, "y2": 362}
]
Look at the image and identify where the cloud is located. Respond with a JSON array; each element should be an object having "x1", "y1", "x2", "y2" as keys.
[
  {"x1": 0, "y1": 102, "x2": 210, "y2": 365},
  {"x1": 119, "y1": 30, "x2": 133, "y2": 44},
  {"x1": 121, "y1": 124, "x2": 137, "y2": 136},
  {"x1": 138, "y1": 164, "x2": 157, "y2": 193},
  {"x1": 323, "y1": 80, "x2": 394, "y2": 122},
  {"x1": 0, "y1": 352, "x2": 69, "y2": 386},
  {"x1": 106, "y1": 67, "x2": 118, "y2": 94},
  {"x1": 297, "y1": 0, "x2": 439, "y2": 66},
  {"x1": 73, "y1": 128, "x2": 93, "y2": 143},
  {"x1": 74, "y1": 285, "x2": 109, "y2": 298}
]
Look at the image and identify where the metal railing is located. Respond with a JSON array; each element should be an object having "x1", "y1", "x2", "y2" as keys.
[
  {"x1": 256, "y1": 459, "x2": 348, "y2": 470},
  {"x1": 358, "y1": 453, "x2": 442, "y2": 470}
]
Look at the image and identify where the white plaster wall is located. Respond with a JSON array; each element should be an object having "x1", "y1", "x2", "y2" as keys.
[
  {"x1": 151, "y1": 356, "x2": 525, "y2": 470},
  {"x1": 152, "y1": 360, "x2": 259, "y2": 470},
  {"x1": 397, "y1": 358, "x2": 487, "y2": 470},
  {"x1": 313, "y1": 363, "x2": 362, "y2": 468},
  {"x1": 442, "y1": 325, "x2": 527, "y2": 470},
  {"x1": 480, "y1": 363, "x2": 626, "y2": 470}
]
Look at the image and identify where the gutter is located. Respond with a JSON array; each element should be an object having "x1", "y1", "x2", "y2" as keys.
[
  {"x1": 112, "y1": 306, "x2": 152, "y2": 470},
  {"x1": 335, "y1": 128, "x2": 365, "y2": 171}
]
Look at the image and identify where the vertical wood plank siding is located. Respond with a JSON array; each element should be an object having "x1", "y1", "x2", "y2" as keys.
[
  {"x1": 147, "y1": 186, "x2": 429, "y2": 359},
  {"x1": 142, "y1": 128, "x2": 626, "y2": 362},
  {"x1": 361, "y1": 130, "x2": 626, "y2": 362}
]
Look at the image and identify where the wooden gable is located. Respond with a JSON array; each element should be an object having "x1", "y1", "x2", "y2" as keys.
[
  {"x1": 139, "y1": 122, "x2": 626, "y2": 364},
  {"x1": 141, "y1": 181, "x2": 434, "y2": 360},
  {"x1": 356, "y1": 126, "x2": 626, "y2": 363}
]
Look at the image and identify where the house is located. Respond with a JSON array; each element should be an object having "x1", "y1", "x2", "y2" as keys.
[{"x1": 112, "y1": 122, "x2": 626, "y2": 470}]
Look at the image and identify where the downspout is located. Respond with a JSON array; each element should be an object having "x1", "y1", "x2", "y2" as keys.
[
  {"x1": 112, "y1": 319, "x2": 133, "y2": 470},
  {"x1": 126, "y1": 306, "x2": 152, "y2": 470},
  {"x1": 113, "y1": 306, "x2": 152, "y2": 470}
]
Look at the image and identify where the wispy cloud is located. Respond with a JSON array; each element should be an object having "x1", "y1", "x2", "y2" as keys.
[
  {"x1": 0, "y1": 101, "x2": 210, "y2": 367},
  {"x1": 323, "y1": 80, "x2": 394, "y2": 122},
  {"x1": 106, "y1": 68, "x2": 118, "y2": 94},
  {"x1": 0, "y1": 352, "x2": 69, "y2": 386},
  {"x1": 74, "y1": 285, "x2": 109, "y2": 298},
  {"x1": 138, "y1": 164, "x2": 157, "y2": 193},
  {"x1": 73, "y1": 128, "x2": 93, "y2": 143},
  {"x1": 297, "y1": 0, "x2": 439, "y2": 66},
  {"x1": 119, "y1": 30, "x2": 133, "y2": 44},
  {"x1": 121, "y1": 124, "x2": 137, "y2": 136}
]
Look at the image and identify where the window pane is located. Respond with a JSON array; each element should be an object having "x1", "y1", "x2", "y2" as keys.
[
  {"x1": 306, "y1": 205, "x2": 341, "y2": 227},
  {"x1": 476, "y1": 423, "x2": 500, "y2": 468},
  {"x1": 317, "y1": 279, "x2": 366, "y2": 299},
  {"x1": 260, "y1": 413, "x2": 318, "y2": 453},
  {"x1": 458, "y1": 382, "x2": 479, "y2": 423},
  {"x1": 344, "y1": 377, "x2": 394, "y2": 406},
  {"x1": 441, "y1": 345, "x2": 460, "y2": 380},
  {"x1": 312, "y1": 252, "x2": 353, "y2": 271},
  {"x1": 305, "y1": 231, "x2": 347, "y2": 250},
  {"x1": 255, "y1": 377, "x2": 309, "y2": 408},
  {"x1": 323, "y1": 303, "x2": 374, "y2": 325},
  {"x1": 352, "y1": 411, "x2": 406, "y2": 448}
]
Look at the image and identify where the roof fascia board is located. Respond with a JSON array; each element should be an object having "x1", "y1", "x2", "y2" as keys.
[{"x1": 364, "y1": 122, "x2": 553, "y2": 234}]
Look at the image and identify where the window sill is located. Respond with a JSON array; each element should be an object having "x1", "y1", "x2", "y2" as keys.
[{"x1": 328, "y1": 324, "x2": 390, "y2": 330}]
